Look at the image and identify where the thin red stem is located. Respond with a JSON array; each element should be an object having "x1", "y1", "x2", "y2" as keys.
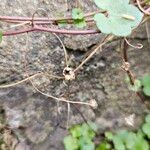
[
  {"x1": 3, "y1": 26, "x2": 100, "y2": 36},
  {"x1": 3, "y1": 28, "x2": 36, "y2": 36},
  {"x1": 34, "y1": 26, "x2": 99, "y2": 35},
  {"x1": 0, "y1": 16, "x2": 71, "y2": 21},
  {"x1": 2, "y1": 18, "x2": 94, "y2": 25},
  {"x1": 0, "y1": 10, "x2": 101, "y2": 22}
]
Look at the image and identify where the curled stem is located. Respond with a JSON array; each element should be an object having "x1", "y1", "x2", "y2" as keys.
[
  {"x1": 124, "y1": 38, "x2": 143, "y2": 49},
  {"x1": 31, "y1": 8, "x2": 51, "y2": 27},
  {"x1": 24, "y1": 32, "x2": 94, "y2": 107},
  {"x1": 136, "y1": 0, "x2": 150, "y2": 15},
  {"x1": 121, "y1": 39, "x2": 145, "y2": 102}
]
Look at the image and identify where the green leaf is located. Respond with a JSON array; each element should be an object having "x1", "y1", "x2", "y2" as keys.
[
  {"x1": 94, "y1": 0, "x2": 143, "y2": 36},
  {"x1": 63, "y1": 135, "x2": 79, "y2": 150},
  {"x1": 72, "y1": 8, "x2": 84, "y2": 20},
  {"x1": 88, "y1": 121, "x2": 98, "y2": 132},
  {"x1": 125, "y1": 75, "x2": 130, "y2": 83},
  {"x1": 145, "y1": 114, "x2": 150, "y2": 123},
  {"x1": 132, "y1": 135, "x2": 149, "y2": 150},
  {"x1": 143, "y1": 87, "x2": 150, "y2": 96},
  {"x1": 129, "y1": 79, "x2": 141, "y2": 92},
  {"x1": 94, "y1": 0, "x2": 130, "y2": 11},
  {"x1": 79, "y1": 137, "x2": 95, "y2": 150},
  {"x1": 113, "y1": 136, "x2": 125, "y2": 150},
  {"x1": 94, "y1": 14, "x2": 111, "y2": 34},
  {"x1": 96, "y1": 143, "x2": 107, "y2": 150},
  {"x1": 105, "y1": 132, "x2": 113, "y2": 140},
  {"x1": 80, "y1": 141, "x2": 95, "y2": 150},
  {"x1": 137, "y1": 129, "x2": 145, "y2": 138},
  {"x1": 81, "y1": 123, "x2": 96, "y2": 139},
  {"x1": 116, "y1": 130, "x2": 129, "y2": 142},
  {"x1": 96, "y1": 142, "x2": 111, "y2": 150},
  {"x1": 0, "y1": 31, "x2": 3, "y2": 43},
  {"x1": 64, "y1": 123, "x2": 96, "y2": 150},
  {"x1": 141, "y1": 76, "x2": 150, "y2": 87},
  {"x1": 70, "y1": 125, "x2": 82, "y2": 138},
  {"x1": 109, "y1": 16, "x2": 131, "y2": 36},
  {"x1": 141, "y1": 76, "x2": 150, "y2": 96},
  {"x1": 142, "y1": 123, "x2": 150, "y2": 139},
  {"x1": 94, "y1": 0, "x2": 109, "y2": 10},
  {"x1": 111, "y1": 130, "x2": 129, "y2": 150},
  {"x1": 72, "y1": 8, "x2": 86, "y2": 28},
  {"x1": 125, "y1": 132, "x2": 137, "y2": 149},
  {"x1": 74, "y1": 19, "x2": 86, "y2": 28}
]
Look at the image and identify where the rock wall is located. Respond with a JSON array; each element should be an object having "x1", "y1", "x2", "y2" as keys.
[{"x1": 0, "y1": 0, "x2": 150, "y2": 149}]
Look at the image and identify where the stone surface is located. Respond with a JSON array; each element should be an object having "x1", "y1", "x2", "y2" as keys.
[{"x1": 0, "y1": 0, "x2": 150, "y2": 150}]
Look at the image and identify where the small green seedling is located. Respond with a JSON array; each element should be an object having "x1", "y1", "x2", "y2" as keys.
[
  {"x1": 63, "y1": 122, "x2": 97, "y2": 150},
  {"x1": 63, "y1": 114, "x2": 150, "y2": 150},
  {"x1": 72, "y1": 8, "x2": 86, "y2": 28}
]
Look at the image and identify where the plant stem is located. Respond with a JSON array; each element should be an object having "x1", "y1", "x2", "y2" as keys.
[
  {"x1": 2, "y1": 19, "x2": 94, "y2": 24},
  {"x1": 3, "y1": 26, "x2": 100, "y2": 36},
  {"x1": 74, "y1": 35, "x2": 114, "y2": 73},
  {"x1": 121, "y1": 39, "x2": 145, "y2": 102},
  {"x1": 0, "y1": 10, "x2": 102, "y2": 22}
]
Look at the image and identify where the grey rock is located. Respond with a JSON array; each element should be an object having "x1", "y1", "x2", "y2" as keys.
[{"x1": 0, "y1": 0, "x2": 149, "y2": 150}]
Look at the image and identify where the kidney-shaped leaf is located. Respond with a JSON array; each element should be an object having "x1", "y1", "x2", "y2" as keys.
[{"x1": 94, "y1": 0, "x2": 143, "y2": 36}]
